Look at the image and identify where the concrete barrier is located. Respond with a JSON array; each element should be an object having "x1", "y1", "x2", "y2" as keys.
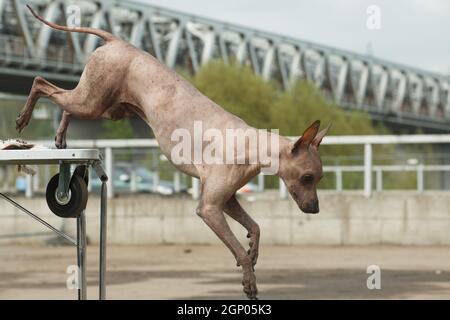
[{"x1": 1, "y1": 191, "x2": 450, "y2": 245}]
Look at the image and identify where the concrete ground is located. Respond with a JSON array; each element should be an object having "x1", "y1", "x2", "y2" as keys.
[{"x1": 1, "y1": 244, "x2": 450, "y2": 299}]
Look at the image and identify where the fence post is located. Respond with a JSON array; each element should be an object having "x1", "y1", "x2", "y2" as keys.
[
  {"x1": 130, "y1": 170, "x2": 137, "y2": 192},
  {"x1": 375, "y1": 168, "x2": 383, "y2": 192},
  {"x1": 174, "y1": 171, "x2": 181, "y2": 193},
  {"x1": 364, "y1": 143, "x2": 372, "y2": 197},
  {"x1": 257, "y1": 173, "x2": 265, "y2": 192},
  {"x1": 417, "y1": 164, "x2": 424, "y2": 193},
  {"x1": 335, "y1": 168, "x2": 343, "y2": 192},
  {"x1": 279, "y1": 178, "x2": 287, "y2": 199},
  {"x1": 44, "y1": 165, "x2": 50, "y2": 193},
  {"x1": 192, "y1": 177, "x2": 200, "y2": 199},
  {"x1": 25, "y1": 174, "x2": 33, "y2": 198},
  {"x1": 2, "y1": 167, "x2": 10, "y2": 192},
  {"x1": 153, "y1": 171, "x2": 160, "y2": 192},
  {"x1": 105, "y1": 147, "x2": 114, "y2": 198},
  {"x1": 33, "y1": 171, "x2": 39, "y2": 193}
]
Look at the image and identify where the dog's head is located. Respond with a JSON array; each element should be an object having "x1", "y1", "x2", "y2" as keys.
[{"x1": 278, "y1": 120, "x2": 330, "y2": 214}]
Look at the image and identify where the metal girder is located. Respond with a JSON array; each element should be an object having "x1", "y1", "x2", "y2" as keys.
[
  {"x1": 287, "y1": 47, "x2": 304, "y2": 86},
  {"x1": 326, "y1": 54, "x2": 348, "y2": 102},
  {"x1": 348, "y1": 60, "x2": 369, "y2": 107},
  {"x1": 164, "y1": 20, "x2": 183, "y2": 69},
  {"x1": 389, "y1": 69, "x2": 406, "y2": 113},
  {"x1": 2, "y1": 0, "x2": 450, "y2": 130},
  {"x1": 35, "y1": 0, "x2": 60, "y2": 58}
]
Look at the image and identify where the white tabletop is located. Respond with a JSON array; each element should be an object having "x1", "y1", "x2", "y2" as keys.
[{"x1": 0, "y1": 149, "x2": 102, "y2": 165}]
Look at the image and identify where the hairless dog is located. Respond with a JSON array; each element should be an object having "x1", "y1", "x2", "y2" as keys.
[{"x1": 17, "y1": 5, "x2": 330, "y2": 300}]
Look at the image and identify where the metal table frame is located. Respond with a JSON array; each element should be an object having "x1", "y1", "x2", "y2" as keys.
[{"x1": 0, "y1": 149, "x2": 108, "y2": 300}]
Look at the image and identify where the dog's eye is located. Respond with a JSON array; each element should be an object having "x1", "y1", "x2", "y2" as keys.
[{"x1": 301, "y1": 174, "x2": 314, "y2": 184}]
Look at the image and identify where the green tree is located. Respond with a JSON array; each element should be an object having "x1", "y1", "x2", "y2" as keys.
[
  {"x1": 193, "y1": 60, "x2": 274, "y2": 129},
  {"x1": 100, "y1": 119, "x2": 134, "y2": 139},
  {"x1": 271, "y1": 80, "x2": 381, "y2": 135}
]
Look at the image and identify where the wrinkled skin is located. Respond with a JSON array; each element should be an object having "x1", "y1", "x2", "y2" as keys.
[{"x1": 17, "y1": 6, "x2": 330, "y2": 300}]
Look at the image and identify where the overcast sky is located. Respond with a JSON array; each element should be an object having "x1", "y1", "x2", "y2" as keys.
[{"x1": 136, "y1": 0, "x2": 450, "y2": 75}]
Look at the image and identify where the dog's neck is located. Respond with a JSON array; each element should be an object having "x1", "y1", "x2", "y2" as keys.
[{"x1": 254, "y1": 133, "x2": 291, "y2": 176}]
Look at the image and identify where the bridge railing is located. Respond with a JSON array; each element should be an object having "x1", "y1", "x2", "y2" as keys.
[{"x1": 1, "y1": 135, "x2": 446, "y2": 199}]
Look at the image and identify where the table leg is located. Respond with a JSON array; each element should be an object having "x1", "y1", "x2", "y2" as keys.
[
  {"x1": 77, "y1": 210, "x2": 87, "y2": 300},
  {"x1": 99, "y1": 181, "x2": 108, "y2": 299}
]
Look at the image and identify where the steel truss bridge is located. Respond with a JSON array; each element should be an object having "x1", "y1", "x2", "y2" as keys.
[{"x1": 1, "y1": 0, "x2": 450, "y2": 131}]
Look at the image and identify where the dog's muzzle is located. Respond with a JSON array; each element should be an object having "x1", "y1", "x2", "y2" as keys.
[{"x1": 301, "y1": 200, "x2": 319, "y2": 214}]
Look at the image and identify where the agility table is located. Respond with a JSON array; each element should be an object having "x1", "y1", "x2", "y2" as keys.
[{"x1": 0, "y1": 149, "x2": 108, "y2": 300}]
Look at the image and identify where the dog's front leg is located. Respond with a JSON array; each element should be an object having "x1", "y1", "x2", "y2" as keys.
[
  {"x1": 196, "y1": 190, "x2": 258, "y2": 299},
  {"x1": 224, "y1": 195, "x2": 260, "y2": 268},
  {"x1": 55, "y1": 111, "x2": 70, "y2": 149}
]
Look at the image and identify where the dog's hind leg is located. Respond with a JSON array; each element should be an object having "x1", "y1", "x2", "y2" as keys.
[
  {"x1": 16, "y1": 76, "x2": 66, "y2": 132},
  {"x1": 197, "y1": 182, "x2": 258, "y2": 300},
  {"x1": 17, "y1": 76, "x2": 108, "y2": 134},
  {"x1": 224, "y1": 195, "x2": 260, "y2": 268}
]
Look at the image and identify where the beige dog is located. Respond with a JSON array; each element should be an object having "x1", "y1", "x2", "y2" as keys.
[{"x1": 18, "y1": 5, "x2": 329, "y2": 299}]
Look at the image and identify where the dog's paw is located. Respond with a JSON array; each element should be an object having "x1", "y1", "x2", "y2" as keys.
[
  {"x1": 242, "y1": 271, "x2": 258, "y2": 300},
  {"x1": 54, "y1": 134, "x2": 67, "y2": 149}
]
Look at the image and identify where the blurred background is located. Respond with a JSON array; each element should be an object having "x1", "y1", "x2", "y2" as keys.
[{"x1": 1, "y1": 0, "x2": 450, "y2": 299}]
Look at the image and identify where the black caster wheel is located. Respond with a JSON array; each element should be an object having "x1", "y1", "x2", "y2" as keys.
[{"x1": 46, "y1": 173, "x2": 88, "y2": 218}]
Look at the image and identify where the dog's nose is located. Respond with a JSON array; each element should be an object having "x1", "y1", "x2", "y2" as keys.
[{"x1": 303, "y1": 200, "x2": 319, "y2": 214}]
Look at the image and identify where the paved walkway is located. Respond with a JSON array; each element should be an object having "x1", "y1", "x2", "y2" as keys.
[{"x1": 1, "y1": 245, "x2": 450, "y2": 299}]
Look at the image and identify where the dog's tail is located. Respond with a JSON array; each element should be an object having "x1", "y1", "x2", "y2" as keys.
[{"x1": 27, "y1": 4, "x2": 115, "y2": 43}]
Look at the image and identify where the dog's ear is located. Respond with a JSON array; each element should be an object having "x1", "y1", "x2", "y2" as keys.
[
  {"x1": 312, "y1": 122, "x2": 331, "y2": 148},
  {"x1": 292, "y1": 120, "x2": 320, "y2": 154}
]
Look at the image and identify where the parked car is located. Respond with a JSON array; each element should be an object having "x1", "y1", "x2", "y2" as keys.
[
  {"x1": 90, "y1": 163, "x2": 187, "y2": 196},
  {"x1": 15, "y1": 176, "x2": 27, "y2": 193},
  {"x1": 237, "y1": 182, "x2": 259, "y2": 194}
]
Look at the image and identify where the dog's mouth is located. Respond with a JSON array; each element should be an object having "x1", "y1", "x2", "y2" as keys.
[
  {"x1": 301, "y1": 206, "x2": 319, "y2": 214},
  {"x1": 292, "y1": 191, "x2": 319, "y2": 214}
]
